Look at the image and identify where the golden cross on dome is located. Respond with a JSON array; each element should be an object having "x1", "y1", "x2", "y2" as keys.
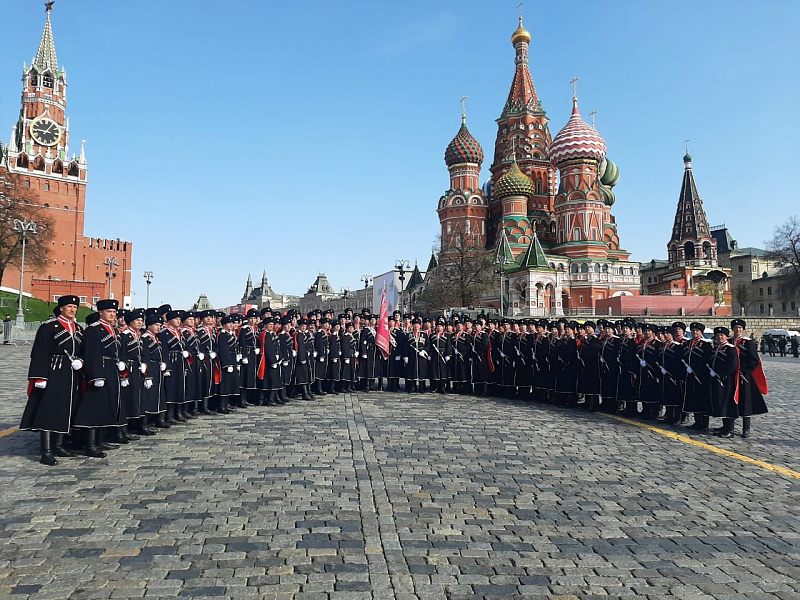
[
  {"x1": 589, "y1": 110, "x2": 597, "y2": 127},
  {"x1": 570, "y1": 76, "x2": 579, "y2": 98},
  {"x1": 684, "y1": 139, "x2": 690, "y2": 154},
  {"x1": 45, "y1": 1, "x2": 54, "y2": 12},
  {"x1": 460, "y1": 95, "x2": 467, "y2": 123},
  {"x1": 518, "y1": 2, "x2": 524, "y2": 19}
]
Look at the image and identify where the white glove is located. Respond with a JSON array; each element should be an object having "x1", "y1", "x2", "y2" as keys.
[
  {"x1": 320, "y1": 358, "x2": 325, "y2": 363},
  {"x1": 71, "y1": 359, "x2": 84, "y2": 370},
  {"x1": 144, "y1": 379, "x2": 153, "y2": 389},
  {"x1": 198, "y1": 352, "x2": 205, "y2": 361},
  {"x1": 226, "y1": 366, "x2": 234, "y2": 373},
  {"x1": 120, "y1": 378, "x2": 129, "y2": 388},
  {"x1": 93, "y1": 380, "x2": 105, "y2": 388},
  {"x1": 290, "y1": 350, "x2": 296, "y2": 357},
  {"x1": 271, "y1": 363, "x2": 278, "y2": 369},
  {"x1": 34, "y1": 380, "x2": 47, "y2": 389},
  {"x1": 313, "y1": 351, "x2": 318, "y2": 358},
  {"x1": 253, "y1": 349, "x2": 259, "y2": 355},
  {"x1": 333, "y1": 358, "x2": 338, "y2": 363},
  {"x1": 210, "y1": 351, "x2": 218, "y2": 358},
  {"x1": 600, "y1": 357, "x2": 606, "y2": 364},
  {"x1": 660, "y1": 367, "x2": 668, "y2": 375},
  {"x1": 709, "y1": 369, "x2": 717, "y2": 378},
  {"x1": 182, "y1": 350, "x2": 189, "y2": 358},
  {"x1": 500, "y1": 352, "x2": 506, "y2": 358},
  {"x1": 242, "y1": 358, "x2": 249, "y2": 364},
  {"x1": 282, "y1": 361, "x2": 289, "y2": 367},
  {"x1": 345, "y1": 358, "x2": 350, "y2": 364},
  {"x1": 139, "y1": 363, "x2": 147, "y2": 373},
  {"x1": 640, "y1": 360, "x2": 647, "y2": 367},
  {"x1": 686, "y1": 366, "x2": 693, "y2": 374},
  {"x1": 236, "y1": 354, "x2": 242, "y2": 362},
  {"x1": 362, "y1": 354, "x2": 368, "y2": 359},
  {"x1": 395, "y1": 356, "x2": 401, "y2": 361},
  {"x1": 445, "y1": 356, "x2": 451, "y2": 361},
  {"x1": 164, "y1": 371, "x2": 171, "y2": 377},
  {"x1": 403, "y1": 357, "x2": 409, "y2": 364},
  {"x1": 117, "y1": 361, "x2": 127, "y2": 372}
]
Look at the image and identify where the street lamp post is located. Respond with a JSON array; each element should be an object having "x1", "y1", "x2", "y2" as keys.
[
  {"x1": 360, "y1": 274, "x2": 372, "y2": 312},
  {"x1": 103, "y1": 257, "x2": 119, "y2": 299},
  {"x1": 12, "y1": 218, "x2": 37, "y2": 326},
  {"x1": 395, "y1": 259, "x2": 409, "y2": 315},
  {"x1": 143, "y1": 271, "x2": 154, "y2": 308}
]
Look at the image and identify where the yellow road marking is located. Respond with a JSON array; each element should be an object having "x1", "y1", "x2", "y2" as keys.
[
  {"x1": 602, "y1": 413, "x2": 800, "y2": 480},
  {"x1": 0, "y1": 426, "x2": 19, "y2": 439}
]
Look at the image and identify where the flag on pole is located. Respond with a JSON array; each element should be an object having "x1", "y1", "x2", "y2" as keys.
[{"x1": 376, "y1": 285, "x2": 390, "y2": 360}]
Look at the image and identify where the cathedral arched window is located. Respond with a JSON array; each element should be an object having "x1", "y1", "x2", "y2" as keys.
[
  {"x1": 29, "y1": 74, "x2": 38, "y2": 88},
  {"x1": 581, "y1": 264, "x2": 589, "y2": 273},
  {"x1": 684, "y1": 241, "x2": 695, "y2": 260},
  {"x1": 594, "y1": 264, "x2": 601, "y2": 273},
  {"x1": 702, "y1": 241, "x2": 712, "y2": 260},
  {"x1": 571, "y1": 264, "x2": 579, "y2": 274}
]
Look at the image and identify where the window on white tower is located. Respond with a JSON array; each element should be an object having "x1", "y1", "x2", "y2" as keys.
[{"x1": 465, "y1": 220, "x2": 471, "y2": 233}]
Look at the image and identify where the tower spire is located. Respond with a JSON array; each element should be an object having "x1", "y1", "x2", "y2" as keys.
[
  {"x1": 460, "y1": 95, "x2": 467, "y2": 125},
  {"x1": 34, "y1": 2, "x2": 59, "y2": 73}
]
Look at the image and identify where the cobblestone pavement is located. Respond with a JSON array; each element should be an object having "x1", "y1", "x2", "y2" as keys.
[{"x1": 0, "y1": 345, "x2": 799, "y2": 600}]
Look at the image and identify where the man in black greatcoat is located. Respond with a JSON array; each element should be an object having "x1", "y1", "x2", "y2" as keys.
[{"x1": 21, "y1": 295, "x2": 84, "y2": 465}]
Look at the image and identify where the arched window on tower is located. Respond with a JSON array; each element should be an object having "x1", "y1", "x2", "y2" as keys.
[
  {"x1": 29, "y1": 74, "x2": 38, "y2": 88},
  {"x1": 17, "y1": 154, "x2": 29, "y2": 169},
  {"x1": 43, "y1": 73, "x2": 54, "y2": 88},
  {"x1": 684, "y1": 241, "x2": 695, "y2": 260},
  {"x1": 68, "y1": 162, "x2": 79, "y2": 177},
  {"x1": 52, "y1": 160, "x2": 63, "y2": 174},
  {"x1": 702, "y1": 241, "x2": 712, "y2": 260},
  {"x1": 33, "y1": 157, "x2": 45, "y2": 172}
]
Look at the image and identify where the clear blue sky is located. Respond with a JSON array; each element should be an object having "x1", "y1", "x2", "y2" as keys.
[{"x1": 2, "y1": 1, "x2": 798, "y2": 309}]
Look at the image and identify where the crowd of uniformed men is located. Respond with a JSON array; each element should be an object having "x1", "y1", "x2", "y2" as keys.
[{"x1": 21, "y1": 295, "x2": 768, "y2": 466}]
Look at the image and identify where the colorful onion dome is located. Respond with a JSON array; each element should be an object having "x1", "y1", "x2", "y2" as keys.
[
  {"x1": 549, "y1": 97, "x2": 606, "y2": 167},
  {"x1": 494, "y1": 160, "x2": 534, "y2": 199},
  {"x1": 599, "y1": 157, "x2": 620, "y2": 187},
  {"x1": 444, "y1": 119, "x2": 484, "y2": 167},
  {"x1": 482, "y1": 178, "x2": 493, "y2": 201},
  {"x1": 511, "y1": 17, "x2": 531, "y2": 45}
]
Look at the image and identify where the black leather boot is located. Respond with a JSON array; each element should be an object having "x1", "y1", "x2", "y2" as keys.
[
  {"x1": 165, "y1": 405, "x2": 180, "y2": 424},
  {"x1": 53, "y1": 432, "x2": 76, "y2": 458},
  {"x1": 742, "y1": 417, "x2": 751, "y2": 438},
  {"x1": 85, "y1": 429, "x2": 107, "y2": 458},
  {"x1": 154, "y1": 412, "x2": 171, "y2": 428},
  {"x1": 39, "y1": 431, "x2": 57, "y2": 466},
  {"x1": 301, "y1": 385, "x2": 312, "y2": 400},
  {"x1": 218, "y1": 397, "x2": 231, "y2": 414},
  {"x1": 123, "y1": 425, "x2": 140, "y2": 441},
  {"x1": 717, "y1": 417, "x2": 735, "y2": 438}
]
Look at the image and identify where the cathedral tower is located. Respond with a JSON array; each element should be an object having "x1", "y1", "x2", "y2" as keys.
[
  {"x1": 488, "y1": 16, "x2": 555, "y2": 247},
  {"x1": 438, "y1": 107, "x2": 488, "y2": 249},
  {"x1": 667, "y1": 152, "x2": 717, "y2": 268}
]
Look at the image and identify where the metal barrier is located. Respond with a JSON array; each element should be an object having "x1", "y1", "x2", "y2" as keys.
[{"x1": 4, "y1": 321, "x2": 40, "y2": 345}]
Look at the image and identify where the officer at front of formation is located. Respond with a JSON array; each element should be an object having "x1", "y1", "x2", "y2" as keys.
[
  {"x1": 74, "y1": 299, "x2": 124, "y2": 459},
  {"x1": 21, "y1": 295, "x2": 84, "y2": 466},
  {"x1": 730, "y1": 319, "x2": 768, "y2": 438},
  {"x1": 708, "y1": 326, "x2": 740, "y2": 438}
]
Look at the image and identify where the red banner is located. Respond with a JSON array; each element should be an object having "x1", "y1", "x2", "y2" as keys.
[{"x1": 376, "y1": 287, "x2": 390, "y2": 360}]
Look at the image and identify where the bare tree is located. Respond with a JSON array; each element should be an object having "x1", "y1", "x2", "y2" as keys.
[
  {"x1": 418, "y1": 226, "x2": 496, "y2": 311},
  {"x1": 0, "y1": 172, "x2": 55, "y2": 287},
  {"x1": 765, "y1": 215, "x2": 800, "y2": 299},
  {"x1": 733, "y1": 283, "x2": 753, "y2": 313}
]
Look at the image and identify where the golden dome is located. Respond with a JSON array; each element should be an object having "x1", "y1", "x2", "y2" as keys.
[{"x1": 511, "y1": 18, "x2": 531, "y2": 45}]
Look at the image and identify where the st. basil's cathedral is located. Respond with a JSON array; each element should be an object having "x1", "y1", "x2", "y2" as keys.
[{"x1": 437, "y1": 17, "x2": 641, "y2": 316}]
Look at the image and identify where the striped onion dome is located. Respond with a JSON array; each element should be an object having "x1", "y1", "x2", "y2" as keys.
[
  {"x1": 444, "y1": 120, "x2": 484, "y2": 167},
  {"x1": 549, "y1": 97, "x2": 606, "y2": 168},
  {"x1": 494, "y1": 160, "x2": 534, "y2": 199}
]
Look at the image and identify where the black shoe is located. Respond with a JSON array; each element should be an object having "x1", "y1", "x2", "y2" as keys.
[
  {"x1": 124, "y1": 430, "x2": 140, "y2": 442},
  {"x1": 53, "y1": 445, "x2": 77, "y2": 458},
  {"x1": 742, "y1": 429, "x2": 751, "y2": 438},
  {"x1": 40, "y1": 452, "x2": 58, "y2": 466},
  {"x1": 85, "y1": 446, "x2": 107, "y2": 459},
  {"x1": 154, "y1": 419, "x2": 171, "y2": 429},
  {"x1": 718, "y1": 431, "x2": 734, "y2": 439},
  {"x1": 173, "y1": 412, "x2": 187, "y2": 423},
  {"x1": 99, "y1": 442, "x2": 119, "y2": 451}
]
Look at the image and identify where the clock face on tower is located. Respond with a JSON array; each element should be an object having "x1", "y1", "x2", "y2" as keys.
[{"x1": 30, "y1": 117, "x2": 61, "y2": 147}]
